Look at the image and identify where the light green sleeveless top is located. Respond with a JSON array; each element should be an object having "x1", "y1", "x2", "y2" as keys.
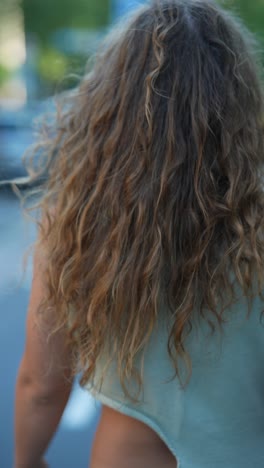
[{"x1": 86, "y1": 287, "x2": 264, "y2": 468}]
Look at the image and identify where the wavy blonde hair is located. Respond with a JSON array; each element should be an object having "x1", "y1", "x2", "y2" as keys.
[{"x1": 24, "y1": 0, "x2": 264, "y2": 397}]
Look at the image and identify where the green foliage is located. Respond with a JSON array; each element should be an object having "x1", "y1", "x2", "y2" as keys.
[
  {"x1": 37, "y1": 48, "x2": 68, "y2": 82},
  {"x1": 0, "y1": 64, "x2": 10, "y2": 86},
  {"x1": 20, "y1": 0, "x2": 109, "y2": 95},
  {"x1": 22, "y1": 0, "x2": 109, "y2": 44},
  {"x1": 219, "y1": 0, "x2": 264, "y2": 41},
  {"x1": 36, "y1": 47, "x2": 88, "y2": 95}
]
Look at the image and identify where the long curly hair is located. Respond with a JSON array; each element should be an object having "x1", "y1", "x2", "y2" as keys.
[{"x1": 25, "y1": 0, "x2": 264, "y2": 397}]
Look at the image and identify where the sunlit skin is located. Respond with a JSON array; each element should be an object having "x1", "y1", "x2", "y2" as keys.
[{"x1": 90, "y1": 406, "x2": 177, "y2": 468}]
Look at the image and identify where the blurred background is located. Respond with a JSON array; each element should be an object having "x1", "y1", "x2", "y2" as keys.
[{"x1": 1, "y1": 0, "x2": 264, "y2": 467}]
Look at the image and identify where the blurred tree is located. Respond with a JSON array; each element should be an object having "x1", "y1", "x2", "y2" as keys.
[
  {"x1": 20, "y1": 0, "x2": 109, "y2": 97},
  {"x1": 37, "y1": 48, "x2": 68, "y2": 82},
  {"x1": 0, "y1": 64, "x2": 10, "y2": 86},
  {"x1": 23, "y1": 0, "x2": 264, "y2": 44},
  {"x1": 21, "y1": 0, "x2": 109, "y2": 44},
  {"x1": 221, "y1": 0, "x2": 264, "y2": 41}
]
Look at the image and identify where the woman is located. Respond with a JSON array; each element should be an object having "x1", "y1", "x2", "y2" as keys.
[{"x1": 15, "y1": 0, "x2": 264, "y2": 467}]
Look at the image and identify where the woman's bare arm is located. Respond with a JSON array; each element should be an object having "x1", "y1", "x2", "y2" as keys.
[{"x1": 14, "y1": 242, "x2": 73, "y2": 468}]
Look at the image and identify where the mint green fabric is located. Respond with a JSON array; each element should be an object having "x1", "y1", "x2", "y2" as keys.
[{"x1": 86, "y1": 290, "x2": 264, "y2": 467}]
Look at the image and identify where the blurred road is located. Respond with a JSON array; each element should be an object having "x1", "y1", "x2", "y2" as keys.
[{"x1": 0, "y1": 189, "x2": 101, "y2": 468}]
